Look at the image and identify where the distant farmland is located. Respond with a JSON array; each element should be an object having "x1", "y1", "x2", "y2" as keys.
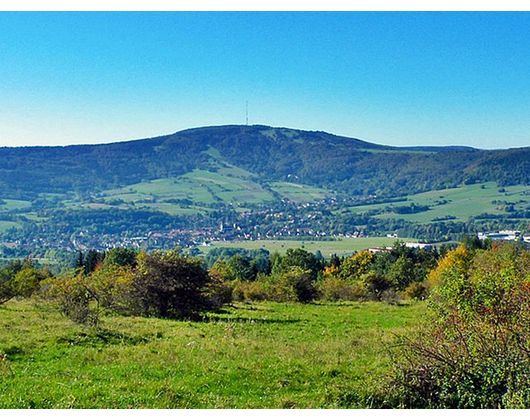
[{"x1": 199, "y1": 236, "x2": 417, "y2": 257}]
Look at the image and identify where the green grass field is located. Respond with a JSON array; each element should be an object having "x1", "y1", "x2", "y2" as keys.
[
  {"x1": 0, "y1": 199, "x2": 31, "y2": 211},
  {"x1": 341, "y1": 182, "x2": 530, "y2": 224},
  {"x1": 82, "y1": 168, "x2": 336, "y2": 216},
  {"x1": 269, "y1": 182, "x2": 330, "y2": 203},
  {"x1": 0, "y1": 221, "x2": 20, "y2": 232},
  {"x1": 200, "y1": 237, "x2": 416, "y2": 257},
  {"x1": 0, "y1": 299, "x2": 423, "y2": 408},
  {"x1": 0, "y1": 201, "x2": 32, "y2": 230}
]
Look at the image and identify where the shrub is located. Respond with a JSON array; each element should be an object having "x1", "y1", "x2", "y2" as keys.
[
  {"x1": 234, "y1": 278, "x2": 271, "y2": 302},
  {"x1": 131, "y1": 250, "x2": 220, "y2": 319},
  {"x1": 204, "y1": 275, "x2": 233, "y2": 308},
  {"x1": 0, "y1": 267, "x2": 17, "y2": 305},
  {"x1": 383, "y1": 242, "x2": 530, "y2": 408},
  {"x1": 339, "y1": 251, "x2": 376, "y2": 280},
  {"x1": 11, "y1": 265, "x2": 49, "y2": 298},
  {"x1": 232, "y1": 268, "x2": 317, "y2": 303},
  {"x1": 42, "y1": 250, "x2": 232, "y2": 324},
  {"x1": 317, "y1": 276, "x2": 362, "y2": 302},
  {"x1": 272, "y1": 248, "x2": 322, "y2": 280},
  {"x1": 226, "y1": 255, "x2": 255, "y2": 281},
  {"x1": 0, "y1": 260, "x2": 49, "y2": 304},
  {"x1": 40, "y1": 273, "x2": 101, "y2": 327},
  {"x1": 267, "y1": 267, "x2": 317, "y2": 303},
  {"x1": 104, "y1": 248, "x2": 137, "y2": 267},
  {"x1": 404, "y1": 282, "x2": 427, "y2": 300},
  {"x1": 86, "y1": 264, "x2": 135, "y2": 313},
  {"x1": 359, "y1": 272, "x2": 393, "y2": 301}
]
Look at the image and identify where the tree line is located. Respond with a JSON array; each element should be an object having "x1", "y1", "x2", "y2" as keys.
[{"x1": 1, "y1": 241, "x2": 445, "y2": 325}]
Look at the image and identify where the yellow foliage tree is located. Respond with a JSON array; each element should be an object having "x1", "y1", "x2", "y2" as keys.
[
  {"x1": 426, "y1": 245, "x2": 472, "y2": 288},
  {"x1": 339, "y1": 250, "x2": 376, "y2": 280}
]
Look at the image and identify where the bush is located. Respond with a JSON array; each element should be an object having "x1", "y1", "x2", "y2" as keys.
[
  {"x1": 0, "y1": 268, "x2": 17, "y2": 305},
  {"x1": 284, "y1": 268, "x2": 318, "y2": 303},
  {"x1": 86, "y1": 264, "x2": 135, "y2": 313},
  {"x1": 131, "y1": 250, "x2": 222, "y2": 319},
  {"x1": 41, "y1": 250, "x2": 232, "y2": 324},
  {"x1": 404, "y1": 282, "x2": 427, "y2": 300},
  {"x1": 317, "y1": 276, "x2": 363, "y2": 302},
  {"x1": 41, "y1": 263, "x2": 138, "y2": 326},
  {"x1": 232, "y1": 278, "x2": 270, "y2": 302},
  {"x1": 104, "y1": 248, "x2": 137, "y2": 267},
  {"x1": 339, "y1": 251, "x2": 376, "y2": 280},
  {"x1": 383, "y1": 242, "x2": 530, "y2": 408},
  {"x1": 204, "y1": 275, "x2": 233, "y2": 308},
  {"x1": 40, "y1": 273, "x2": 101, "y2": 327},
  {"x1": 359, "y1": 272, "x2": 393, "y2": 300},
  {"x1": 0, "y1": 260, "x2": 49, "y2": 304},
  {"x1": 11, "y1": 265, "x2": 49, "y2": 298},
  {"x1": 232, "y1": 268, "x2": 317, "y2": 303},
  {"x1": 272, "y1": 248, "x2": 322, "y2": 280}
]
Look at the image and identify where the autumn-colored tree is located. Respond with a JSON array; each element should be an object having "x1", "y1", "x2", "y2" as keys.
[
  {"x1": 426, "y1": 244, "x2": 472, "y2": 289},
  {"x1": 339, "y1": 250, "x2": 376, "y2": 280}
]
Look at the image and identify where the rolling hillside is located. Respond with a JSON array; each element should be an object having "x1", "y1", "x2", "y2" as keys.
[
  {"x1": 1, "y1": 125, "x2": 530, "y2": 253},
  {"x1": 1, "y1": 124, "x2": 529, "y2": 201}
]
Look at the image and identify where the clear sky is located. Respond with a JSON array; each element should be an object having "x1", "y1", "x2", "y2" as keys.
[{"x1": 0, "y1": 12, "x2": 529, "y2": 149}]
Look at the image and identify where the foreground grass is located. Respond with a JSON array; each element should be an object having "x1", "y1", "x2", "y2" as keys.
[{"x1": 0, "y1": 300, "x2": 424, "y2": 408}]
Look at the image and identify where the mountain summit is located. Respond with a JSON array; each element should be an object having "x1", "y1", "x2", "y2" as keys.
[{"x1": 0, "y1": 125, "x2": 529, "y2": 200}]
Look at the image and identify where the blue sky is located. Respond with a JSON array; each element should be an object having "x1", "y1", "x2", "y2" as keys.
[{"x1": 0, "y1": 12, "x2": 529, "y2": 149}]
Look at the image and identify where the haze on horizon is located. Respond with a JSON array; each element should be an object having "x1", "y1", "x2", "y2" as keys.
[{"x1": 1, "y1": 12, "x2": 529, "y2": 150}]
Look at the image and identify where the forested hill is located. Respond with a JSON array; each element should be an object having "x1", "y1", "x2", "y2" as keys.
[{"x1": 1, "y1": 124, "x2": 529, "y2": 199}]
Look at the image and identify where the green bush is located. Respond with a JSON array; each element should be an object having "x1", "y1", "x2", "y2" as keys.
[
  {"x1": 232, "y1": 268, "x2": 317, "y2": 303},
  {"x1": 85, "y1": 264, "x2": 135, "y2": 313},
  {"x1": 0, "y1": 260, "x2": 49, "y2": 305},
  {"x1": 12, "y1": 266, "x2": 49, "y2": 298},
  {"x1": 317, "y1": 276, "x2": 364, "y2": 302},
  {"x1": 131, "y1": 250, "x2": 225, "y2": 319},
  {"x1": 404, "y1": 282, "x2": 427, "y2": 300},
  {"x1": 383, "y1": 242, "x2": 530, "y2": 408},
  {"x1": 41, "y1": 250, "x2": 233, "y2": 324},
  {"x1": 232, "y1": 278, "x2": 271, "y2": 302},
  {"x1": 104, "y1": 248, "x2": 137, "y2": 267},
  {"x1": 40, "y1": 272, "x2": 101, "y2": 327}
]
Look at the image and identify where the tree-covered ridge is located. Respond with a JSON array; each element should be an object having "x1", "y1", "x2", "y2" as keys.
[{"x1": 1, "y1": 124, "x2": 530, "y2": 200}]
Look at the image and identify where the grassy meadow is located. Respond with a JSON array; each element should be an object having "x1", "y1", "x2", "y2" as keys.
[
  {"x1": 200, "y1": 236, "x2": 416, "y2": 257},
  {"x1": 0, "y1": 299, "x2": 424, "y2": 408},
  {"x1": 341, "y1": 182, "x2": 530, "y2": 224}
]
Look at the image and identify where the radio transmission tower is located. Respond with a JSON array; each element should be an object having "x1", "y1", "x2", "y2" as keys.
[{"x1": 246, "y1": 101, "x2": 249, "y2": 125}]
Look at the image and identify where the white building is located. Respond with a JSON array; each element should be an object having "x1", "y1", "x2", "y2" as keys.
[
  {"x1": 405, "y1": 242, "x2": 434, "y2": 250},
  {"x1": 478, "y1": 231, "x2": 521, "y2": 241}
]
